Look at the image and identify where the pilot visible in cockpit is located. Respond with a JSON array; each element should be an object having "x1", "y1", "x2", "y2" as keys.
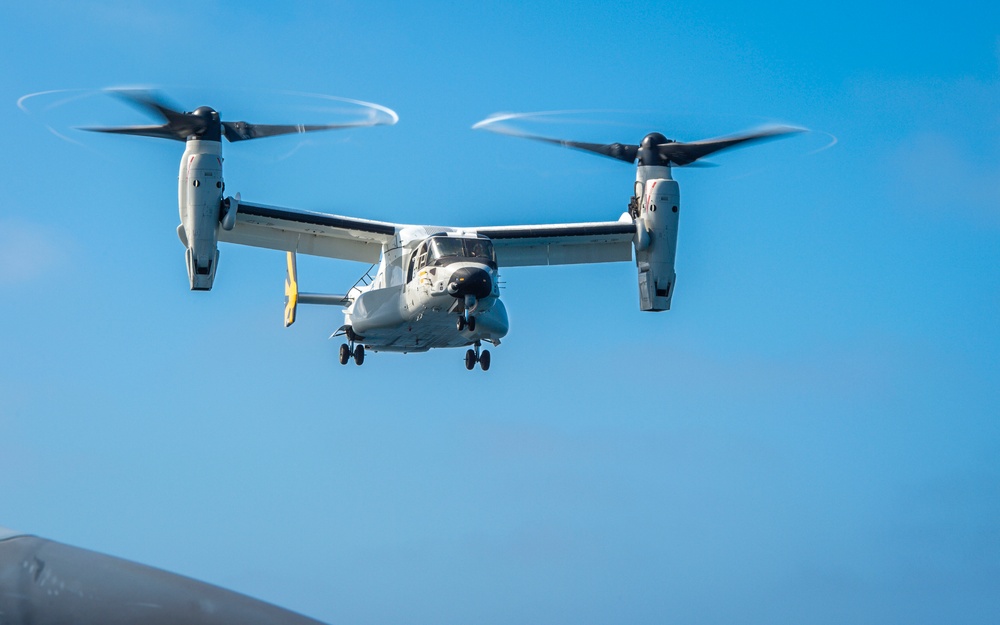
[{"x1": 470, "y1": 240, "x2": 489, "y2": 259}]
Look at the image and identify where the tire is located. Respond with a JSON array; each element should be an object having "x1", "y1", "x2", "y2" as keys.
[
  {"x1": 465, "y1": 349, "x2": 476, "y2": 370},
  {"x1": 467, "y1": 315, "x2": 476, "y2": 332},
  {"x1": 479, "y1": 350, "x2": 491, "y2": 371},
  {"x1": 457, "y1": 316, "x2": 466, "y2": 331},
  {"x1": 339, "y1": 344, "x2": 350, "y2": 365},
  {"x1": 353, "y1": 344, "x2": 365, "y2": 366}
]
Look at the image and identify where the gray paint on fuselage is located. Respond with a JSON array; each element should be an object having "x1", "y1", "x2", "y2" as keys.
[
  {"x1": 356, "y1": 299, "x2": 509, "y2": 352},
  {"x1": 0, "y1": 530, "x2": 328, "y2": 625},
  {"x1": 343, "y1": 231, "x2": 509, "y2": 352}
]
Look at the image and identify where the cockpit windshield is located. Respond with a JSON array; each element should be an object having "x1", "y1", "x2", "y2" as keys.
[
  {"x1": 430, "y1": 237, "x2": 465, "y2": 260},
  {"x1": 409, "y1": 236, "x2": 497, "y2": 282},
  {"x1": 428, "y1": 236, "x2": 496, "y2": 264}
]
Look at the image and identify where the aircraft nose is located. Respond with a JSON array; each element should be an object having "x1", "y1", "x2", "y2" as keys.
[{"x1": 447, "y1": 266, "x2": 492, "y2": 299}]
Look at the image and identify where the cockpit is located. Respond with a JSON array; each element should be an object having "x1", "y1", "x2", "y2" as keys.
[{"x1": 408, "y1": 235, "x2": 496, "y2": 282}]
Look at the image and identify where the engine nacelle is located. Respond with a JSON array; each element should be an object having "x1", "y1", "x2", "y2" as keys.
[
  {"x1": 634, "y1": 167, "x2": 679, "y2": 311},
  {"x1": 177, "y1": 140, "x2": 224, "y2": 290}
]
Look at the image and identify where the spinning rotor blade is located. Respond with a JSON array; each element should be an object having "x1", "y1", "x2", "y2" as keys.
[
  {"x1": 477, "y1": 117, "x2": 803, "y2": 167},
  {"x1": 112, "y1": 90, "x2": 196, "y2": 129},
  {"x1": 515, "y1": 134, "x2": 640, "y2": 163},
  {"x1": 82, "y1": 89, "x2": 397, "y2": 143},
  {"x1": 654, "y1": 125, "x2": 803, "y2": 166},
  {"x1": 222, "y1": 120, "x2": 383, "y2": 142},
  {"x1": 83, "y1": 90, "x2": 213, "y2": 141},
  {"x1": 81, "y1": 123, "x2": 191, "y2": 141}
]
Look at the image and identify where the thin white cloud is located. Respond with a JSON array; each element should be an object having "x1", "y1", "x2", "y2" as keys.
[
  {"x1": 0, "y1": 220, "x2": 74, "y2": 285},
  {"x1": 42, "y1": 0, "x2": 188, "y2": 33},
  {"x1": 850, "y1": 72, "x2": 1000, "y2": 227},
  {"x1": 888, "y1": 132, "x2": 1000, "y2": 226}
]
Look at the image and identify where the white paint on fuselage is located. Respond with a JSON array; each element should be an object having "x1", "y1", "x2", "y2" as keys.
[{"x1": 340, "y1": 229, "x2": 509, "y2": 353}]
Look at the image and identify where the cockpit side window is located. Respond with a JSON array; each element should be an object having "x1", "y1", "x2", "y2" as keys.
[{"x1": 468, "y1": 239, "x2": 495, "y2": 263}]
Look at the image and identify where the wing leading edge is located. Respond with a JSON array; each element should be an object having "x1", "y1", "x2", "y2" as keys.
[
  {"x1": 219, "y1": 197, "x2": 637, "y2": 267},
  {"x1": 219, "y1": 199, "x2": 397, "y2": 263},
  {"x1": 474, "y1": 221, "x2": 636, "y2": 267}
]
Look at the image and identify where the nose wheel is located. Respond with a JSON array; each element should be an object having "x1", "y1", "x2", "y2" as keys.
[
  {"x1": 457, "y1": 314, "x2": 476, "y2": 332},
  {"x1": 456, "y1": 295, "x2": 478, "y2": 332},
  {"x1": 457, "y1": 294, "x2": 478, "y2": 332},
  {"x1": 464, "y1": 341, "x2": 491, "y2": 371}
]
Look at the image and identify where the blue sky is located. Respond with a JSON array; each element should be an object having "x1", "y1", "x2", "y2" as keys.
[{"x1": 2, "y1": 2, "x2": 998, "y2": 624}]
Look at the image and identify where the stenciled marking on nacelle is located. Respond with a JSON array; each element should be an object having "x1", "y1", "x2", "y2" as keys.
[{"x1": 644, "y1": 180, "x2": 659, "y2": 211}]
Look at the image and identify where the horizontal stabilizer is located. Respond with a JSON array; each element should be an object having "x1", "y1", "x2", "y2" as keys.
[{"x1": 299, "y1": 293, "x2": 350, "y2": 306}]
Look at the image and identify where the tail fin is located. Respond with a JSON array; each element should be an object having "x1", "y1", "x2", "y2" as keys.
[
  {"x1": 283, "y1": 251, "x2": 352, "y2": 327},
  {"x1": 284, "y1": 251, "x2": 299, "y2": 327}
]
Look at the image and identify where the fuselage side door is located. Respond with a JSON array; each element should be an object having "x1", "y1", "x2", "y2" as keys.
[{"x1": 404, "y1": 240, "x2": 432, "y2": 312}]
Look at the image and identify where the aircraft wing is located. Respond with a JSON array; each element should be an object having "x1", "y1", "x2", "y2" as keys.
[
  {"x1": 219, "y1": 197, "x2": 638, "y2": 267},
  {"x1": 219, "y1": 199, "x2": 398, "y2": 263},
  {"x1": 474, "y1": 220, "x2": 637, "y2": 267}
]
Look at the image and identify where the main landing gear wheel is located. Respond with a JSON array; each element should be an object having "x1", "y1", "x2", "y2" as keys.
[
  {"x1": 339, "y1": 342, "x2": 365, "y2": 366},
  {"x1": 464, "y1": 342, "x2": 491, "y2": 371}
]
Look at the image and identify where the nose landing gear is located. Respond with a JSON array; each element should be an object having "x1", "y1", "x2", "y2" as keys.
[
  {"x1": 457, "y1": 314, "x2": 476, "y2": 332},
  {"x1": 457, "y1": 293, "x2": 478, "y2": 332},
  {"x1": 464, "y1": 341, "x2": 491, "y2": 371}
]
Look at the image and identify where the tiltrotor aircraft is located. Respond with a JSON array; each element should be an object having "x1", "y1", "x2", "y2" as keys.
[{"x1": 86, "y1": 91, "x2": 799, "y2": 370}]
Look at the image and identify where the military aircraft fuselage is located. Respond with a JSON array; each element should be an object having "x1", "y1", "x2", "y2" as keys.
[{"x1": 343, "y1": 232, "x2": 508, "y2": 353}]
